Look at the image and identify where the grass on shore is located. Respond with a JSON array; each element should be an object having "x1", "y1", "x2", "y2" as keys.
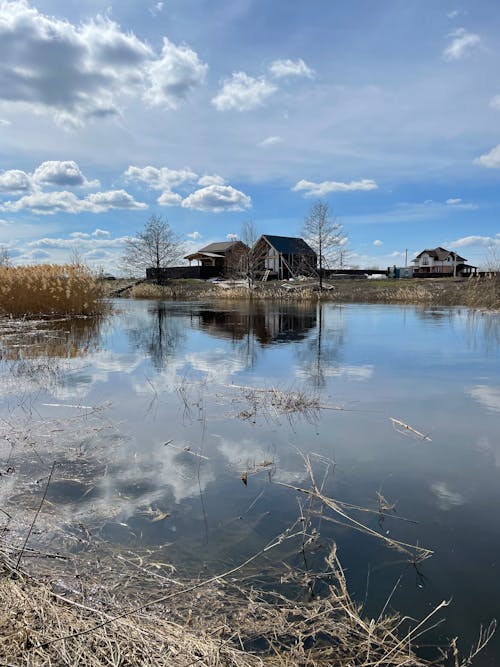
[
  {"x1": 0, "y1": 265, "x2": 106, "y2": 317},
  {"x1": 121, "y1": 276, "x2": 500, "y2": 310}
]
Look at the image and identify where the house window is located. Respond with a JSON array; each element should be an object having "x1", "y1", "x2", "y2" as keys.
[{"x1": 422, "y1": 256, "x2": 429, "y2": 265}]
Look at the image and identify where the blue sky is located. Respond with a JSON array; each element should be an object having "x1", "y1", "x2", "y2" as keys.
[{"x1": 0, "y1": 0, "x2": 499, "y2": 272}]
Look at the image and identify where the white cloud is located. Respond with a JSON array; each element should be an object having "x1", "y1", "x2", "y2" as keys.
[
  {"x1": 33, "y1": 160, "x2": 99, "y2": 188},
  {"x1": 187, "y1": 231, "x2": 201, "y2": 240},
  {"x1": 212, "y1": 72, "x2": 277, "y2": 111},
  {"x1": 197, "y1": 174, "x2": 225, "y2": 186},
  {"x1": 373, "y1": 240, "x2": 383, "y2": 246},
  {"x1": 474, "y1": 144, "x2": 500, "y2": 168},
  {"x1": 0, "y1": 3, "x2": 207, "y2": 125},
  {"x1": 181, "y1": 184, "x2": 251, "y2": 212},
  {"x1": 0, "y1": 169, "x2": 33, "y2": 194},
  {"x1": 489, "y1": 95, "x2": 500, "y2": 111},
  {"x1": 447, "y1": 10, "x2": 460, "y2": 19},
  {"x1": 125, "y1": 165, "x2": 198, "y2": 190},
  {"x1": 0, "y1": 119, "x2": 11, "y2": 126},
  {"x1": 450, "y1": 235, "x2": 500, "y2": 249},
  {"x1": 150, "y1": 2, "x2": 164, "y2": 16},
  {"x1": 443, "y1": 28, "x2": 481, "y2": 61},
  {"x1": 70, "y1": 232, "x2": 90, "y2": 239},
  {"x1": 28, "y1": 236, "x2": 128, "y2": 250},
  {"x1": 86, "y1": 189, "x2": 147, "y2": 210},
  {"x1": 157, "y1": 190, "x2": 183, "y2": 206},
  {"x1": 445, "y1": 198, "x2": 477, "y2": 209},
  {"x1": 269, "y1": 58, "x2": 314, "y2": 79},
  {"x1": 258, "y1": 135, "x2": 283, "y2": 148},
  {"x1": 226, "y1": 233, "x2": 238, "y2": 240},
  {"x1": 145, "y1": 37, "x2": 208, "y2": 108},
  {"x1": 92, "y1": 228, "x2": 110, "y2": 237},
  {"x1": 292, "y1": 178, "x2": 378, "y2": 197},
  {"x1": 3, "y1": 191, "x2": 87, "y2": 214},
  {"x1": 2, "y1": 189, "x2": 146, "y2": 214}
]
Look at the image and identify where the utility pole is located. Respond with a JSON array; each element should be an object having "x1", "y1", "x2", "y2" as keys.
[{"x1": 405, "y1": 248, "x2": 408, "y2": 268}]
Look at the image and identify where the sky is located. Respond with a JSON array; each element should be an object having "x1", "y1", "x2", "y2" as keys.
[{"x1": 0, "y1": 0, "x2": 500, "y2": 273}]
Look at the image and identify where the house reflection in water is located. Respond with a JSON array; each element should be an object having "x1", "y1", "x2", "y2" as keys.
[{"x1": 195, "y1": 302, "x2": 317, "y2": 345}]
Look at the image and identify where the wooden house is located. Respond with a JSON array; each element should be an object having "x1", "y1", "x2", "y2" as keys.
[
  {"x1": 184, "y1": 241, "x2": 249, "y2": 276},
  {"x1": 252, "y1": 235, "x2": 317, "y2": 280},
  {"x1": 412, "y1": 247, "x2": 477, "y2": 277}
]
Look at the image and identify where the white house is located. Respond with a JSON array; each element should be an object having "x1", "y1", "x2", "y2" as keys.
[{"x1": 412, "y1": 247, "x2": 476, "y2": 277}]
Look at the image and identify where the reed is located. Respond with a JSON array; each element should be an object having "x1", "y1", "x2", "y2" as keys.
[{"x1": 0, "y1": 264, "x2": 106, "y2": 317}]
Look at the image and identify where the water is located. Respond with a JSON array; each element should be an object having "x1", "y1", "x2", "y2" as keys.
[{"x1": 1, "y1": 299, "x2": 499, "y2": 664}]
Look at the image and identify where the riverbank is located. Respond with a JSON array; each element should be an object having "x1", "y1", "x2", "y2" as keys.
[{"x1": 106, "y1": 276, "x2": 500, "y2": 310}]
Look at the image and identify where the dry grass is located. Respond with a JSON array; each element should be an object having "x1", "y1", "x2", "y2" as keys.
[
  {"x1": 0, "y1": 540, "x2": 456, "y2": 667},
  {"x1": 123, "y1": 277, "x2": 500, "y2": 309},
  {"x1": 0, "y1": 265, "x2": 106, "y2": 317}
]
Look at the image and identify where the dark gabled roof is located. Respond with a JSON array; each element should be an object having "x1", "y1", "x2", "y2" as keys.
[
  {"x1": 260, "y1": 235, "x2": 316, "y2": 255},
  {"x1": 414, "y1": 247, "x2": 467, "y2": 262},
  {"x1": 197, "y1": 242, "x2": 239, "y2": 253}
]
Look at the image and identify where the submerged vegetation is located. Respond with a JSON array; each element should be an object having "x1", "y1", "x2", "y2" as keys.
[
  {"x1": 0, "y1": 264, "x2": 106, "y2": 317},
  {"x1": 0, "y1": 358, "x2": 496, "y2": 665}
]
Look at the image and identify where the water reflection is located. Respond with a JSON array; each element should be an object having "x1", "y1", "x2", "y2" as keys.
[
  {"x1": 127, "y1": 303, "x2": 186, "y2": 370},
  {"x1": 0, "y1": 316, "x2": 102, "y2": 360},
  {"x1": 196, "y1": 301, "x2": 317, "y2": 345}
]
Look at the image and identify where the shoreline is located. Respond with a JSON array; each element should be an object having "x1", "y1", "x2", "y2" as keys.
[{"x1": 105, "y1": 276, "x2": 500, "y2": 310}]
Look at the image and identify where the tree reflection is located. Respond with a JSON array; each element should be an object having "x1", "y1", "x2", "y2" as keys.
[
  {"x1": 296, "y1": 304, "x2": 346, "y2": 388},
  {"x1": 127, "y1": 303, "x2": 186, "y2": 370}
]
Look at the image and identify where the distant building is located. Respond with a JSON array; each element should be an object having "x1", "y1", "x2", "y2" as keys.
[
  {"x1": 184, "y1": 241, "x2": 249, "y2": 275},
  {"x1": 252, "y1": 235, "x2": 317, "y2": 280},
  {"x1": 412, "y1": 247, "x2": 477, "y2": 277}
]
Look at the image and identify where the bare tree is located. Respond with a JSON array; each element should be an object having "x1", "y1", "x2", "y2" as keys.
[
  {"x1": 0, "y1": 245, "x2": 12, "y2": 267},
  {"x1": 123, "y1": 215, "x2": 184, "y2": 280},
  {"x1": 240, "y1": 220, "x2": 259, "y2": 286},
  {"x1": 302, "y1": 201, "x2": 348, "y2": 290}
]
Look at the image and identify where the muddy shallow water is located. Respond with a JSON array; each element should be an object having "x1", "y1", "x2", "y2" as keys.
[{"x1": 1, "y1": 299, "x2": 499, "y2": 665}]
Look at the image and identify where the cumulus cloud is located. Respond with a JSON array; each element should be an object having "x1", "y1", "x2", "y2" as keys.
[
  {"x1": 2, "y1": 189, "x2": 146, "y2": 214},
  {"x1": 373, "y1": 239, "x2": 383, "y2": 246},
  {"x1": 0, "y1": 169, "x2": 33, "y2": 194},
  {"x1": 92, "y1": 228, "x2": 110, "y2": 237},
  {"x1": 182, "y1": 184, "x2": 251, "y2": 212},
  {"x1": 0, "y1": 2, "x2": 207, "y2": 125},
  {"x1": 33, "y1": 160, "x2": 99, "y2": 188},
  {"x1": 125, "y1": 165, "x2": 198, "y2": 190},
  {"x1": 212, "y1": 72, "x2": 277, "y2": 111},
  {"x1": 87, "y1": 189, "x2": 147, "y2": 210},
  {"x1": 446, "y1": 198, "x2": 462, "y2": 205},
  {"x1": 145, "y1": 38, "x2": 208, "y2": 108},
  {"x1": 226, "y1": 233, "x2": 238, "y2": 240},
  {"x1": 187, "y1": 231, "x2": 201, "y2": 240},
  {"x1": 269, "y1": 58, "x2": 314, "y2": 79},
  {"x1": 443, "y1": 27, "x2": 481, "y2": 61},
  {"x1": 292, "y1": 178, "x2": 378, "y2": 197},
  {"x1": 474, "y1": 144, "x2": 500, "y2": 168},
  {"x1": 197, "y1": 174, "x2": 225, "y2": 186},
  {"x1": 258, "y1": 135, "x2": 283, "y2": 148},
  {"x1": 157, "y1": 190, "x2": 183, "y2": 206}
]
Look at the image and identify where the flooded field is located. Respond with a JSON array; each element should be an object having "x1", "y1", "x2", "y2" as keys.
[{"x1": 1, "y1": 299, "x2": 499, "y2": 665}]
